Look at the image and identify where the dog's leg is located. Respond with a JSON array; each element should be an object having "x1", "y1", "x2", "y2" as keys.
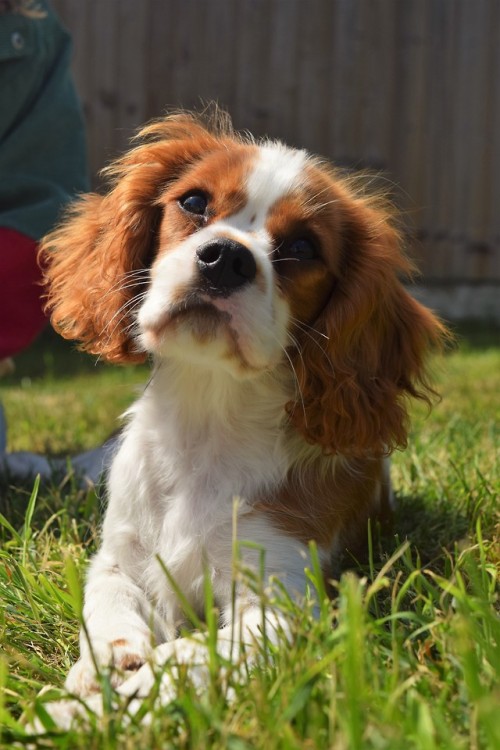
[
  {"x1": 116, "y1": 600, "x2": 291, "y2": 704},
  {"x1": 66, "y1": 550, "x2": 167, "y2": 697},
  {"x1": 30, "y1": 602, "x2": 289, "y2": 731}
]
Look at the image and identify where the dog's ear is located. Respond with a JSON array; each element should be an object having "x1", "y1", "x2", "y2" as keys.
[
  {"x1": 41, "y1": 115, "x2": 226, "y2": 363},
  {"x1": 288, "y1": 183, "x2": 448, "y2": 457}
]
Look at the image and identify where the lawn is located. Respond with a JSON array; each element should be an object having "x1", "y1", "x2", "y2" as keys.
[{"x1": 0, "y1": 324, "x2": 498, "y2": 749}]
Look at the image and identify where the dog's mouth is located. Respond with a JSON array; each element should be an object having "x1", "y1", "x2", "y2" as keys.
[
  {"x1": 169, "y1": 299, "x2": 230, "y2": 339},
  {"x1": 140, "y1": 292, "x2": 269, "y2": 374},
  {"x1": 141, "y1": 296, "x2": 232, "y2": 348}
]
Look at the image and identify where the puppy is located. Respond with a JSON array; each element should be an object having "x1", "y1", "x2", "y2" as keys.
[{"x1": 41, "y1": 109, "x2": 445, "y2": 711}]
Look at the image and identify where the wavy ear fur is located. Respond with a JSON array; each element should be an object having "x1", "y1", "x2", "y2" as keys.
[
  {"x1": 41, "y1": 113, "x2": 234, "y2": 363},
  {"x1": 288, "y1": 181, "x2": 448, "y2": 457}
]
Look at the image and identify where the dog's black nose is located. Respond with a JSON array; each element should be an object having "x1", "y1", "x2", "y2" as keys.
[{"x1": 196, "y1": 239, "x2": 257, "y2": 294}]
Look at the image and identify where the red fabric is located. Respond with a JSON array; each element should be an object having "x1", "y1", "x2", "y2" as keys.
[{"x1": 0, "y1": 228, "x2": 48, "y2": 359}]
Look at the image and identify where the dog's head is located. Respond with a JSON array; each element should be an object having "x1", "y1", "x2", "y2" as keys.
[{"x1": 42, "y1": 110, "x2": 446, "y2": 456}]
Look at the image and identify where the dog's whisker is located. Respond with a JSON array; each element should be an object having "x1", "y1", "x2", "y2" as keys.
[
  {"x1": 289, "y1": 317, "x2": 329, "y2": 340},
  {"x1": 98, "y1": 275, "x2": 150, "y2": 303},
  {"x1": 289, "y1": 320, "x2": 335, "y2": 380},
  {"x1": 272, "y1": 331, "x2": 307, "y2": 426},
  {"x1": 101, "y1": 292, "x2": 148, "y2": 348},
  {"x1": 103, "y1": 293, "x2": 146, "y2": 334}
]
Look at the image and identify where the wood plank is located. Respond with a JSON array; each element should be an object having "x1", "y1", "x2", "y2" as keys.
[
  {"x1": 295, "y1": 0, "x2": 335, "y2": 154},
  {"x1": 265, "y1": 0, "x2": 302, "y2": 146},
  {"x1": 390, "y1": 0, "x2": 430, "y2": 275},
  {"x1": 485, "y1": 1, "x2": 500, "y2": 280},
  {"x1": 146, "y1": 0, "x2": 177, "y2": 116},
  {"x1": 449, "y1": 0, "x2": 490, "y2": 281},
  {"x1": 115, "y1": 0, "x2": 149, "y2": 150},
  {"x1": 232, "y1": 0, "x2": 274, "y2": 137},
  {"x1": 329, "y1": 0, "x2": 365, "y2": 166}
]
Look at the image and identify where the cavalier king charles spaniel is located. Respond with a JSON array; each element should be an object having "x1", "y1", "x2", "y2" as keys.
[{"x1": 40, "y1": 110, "x2": 446, "y2": 722}]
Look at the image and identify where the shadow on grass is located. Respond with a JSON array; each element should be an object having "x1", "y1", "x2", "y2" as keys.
[
  {"x1": 394, "y1": 493, "x2": 471, "y2": 564},
  {"x1": 449, "y1": 320, "x2": 500, "y2": 350},
  {"x1": 336, "y1": 494, "x2": 472, "y2": 583},
  {"x1": 0, "y1": 472, "x2": 103, "y2": 544},
  {"x1": 1, "y1": 326, "x2": 108, "y2": 384}
]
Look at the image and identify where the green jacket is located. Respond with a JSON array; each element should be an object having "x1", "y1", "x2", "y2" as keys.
[{"x1": 0, "y1": 1, "x2": 89, "y2": 241}]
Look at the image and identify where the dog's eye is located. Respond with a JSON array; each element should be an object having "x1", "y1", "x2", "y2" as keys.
[
  {"x1": 179, "y1": 192, "x2": 208, "y2": 216},
  {"x1": 281, "y1": 237, "x2": 317, "y2": 261}
]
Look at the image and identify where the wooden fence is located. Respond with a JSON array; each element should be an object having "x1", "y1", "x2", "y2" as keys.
[{"x1": 53, "y1": 0, "x2": 500, "y2": 285}]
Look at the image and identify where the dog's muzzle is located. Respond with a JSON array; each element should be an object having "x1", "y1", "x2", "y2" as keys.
[{"x1": 196, "y1": 239, "x2": 257, "y2": 296}]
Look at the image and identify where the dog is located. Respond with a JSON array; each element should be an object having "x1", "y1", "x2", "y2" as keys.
[{"x1": 40, "y1": 109, "x2": 446, "y2": 720}]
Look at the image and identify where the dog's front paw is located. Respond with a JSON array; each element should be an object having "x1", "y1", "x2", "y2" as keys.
[
  {"x1": 66, "y1": 632, "x2": 153, "y2": 697},
  {"x1": 29, "y1": 692, "x2": 104, "y2": 732},
  {"x1": 117, "y1": 635, "x2": 223, "y2": 704}
]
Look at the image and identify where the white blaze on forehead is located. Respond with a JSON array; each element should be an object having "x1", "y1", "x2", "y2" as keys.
[
  {"x1": 223, "y1": 142, "x2": 309, "y2": 232},
  {"x1": 246, "y1": 143, "x2": 308, "y2": 210}
]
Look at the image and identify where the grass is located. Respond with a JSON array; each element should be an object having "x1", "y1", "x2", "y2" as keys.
[{"x1": 0, "y1": 324, "x2": 498, "y2": 749}]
